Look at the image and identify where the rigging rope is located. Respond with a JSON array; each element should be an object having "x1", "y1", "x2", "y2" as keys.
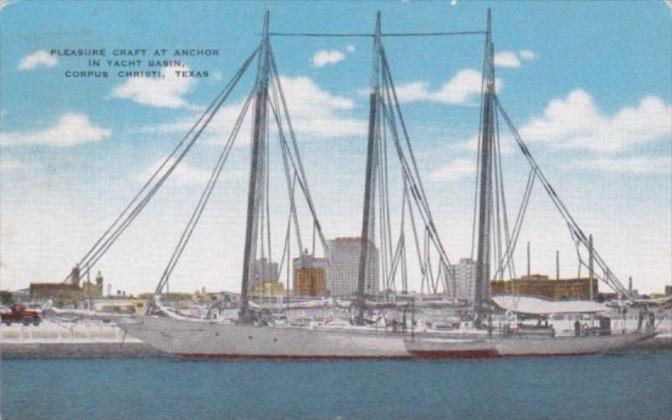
[
  {"x1": 268, "y1": 46, "x2": 330, "y2": 256},
  {"x1": 67, "y1": 47, "x2": 260, "y2": 284},
  {"x1": 155, "y1": 83, "x2": 257, "y2": 295},
  {"x1": 268, "y1": 83, "x2": 304, "y2": 254},
  {"x1": 379, "y1": 47, "x2": 456, "y2": 294},
  {"x1": 495, "y1": 96, "x2": 629, "y2": 298}
]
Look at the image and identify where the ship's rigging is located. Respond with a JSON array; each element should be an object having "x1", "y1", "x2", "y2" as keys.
[
  {"x1": 60, "y1": 10, "x2": 633, "y2": 323},
  {"x1": 469, "y1": 11, "x2": 630, "y2": 323}
]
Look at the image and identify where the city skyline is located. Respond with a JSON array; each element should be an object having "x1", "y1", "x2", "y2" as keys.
[{"x1": 1, "y1": 1, "x2": 670, "y2": 295}]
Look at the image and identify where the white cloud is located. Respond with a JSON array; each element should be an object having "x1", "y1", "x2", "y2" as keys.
[
  {"x1": 18, "y1": 49, "x2": 58, "y2": 71},
  {"x1": 0, "y1": 155, "x2": 24, "y2": 171},
  {"x1": 574, "y1": 156, "x2": 671, "y2": 174},
  {"x1": 494, "y1": 50, "x2": 535, "y2": 69},
  {"x1": 111, "y1": 65, "x2": 195, "y2": 108},
  {"x1": 211, "y1": 71, "x2": 223, "y2": 81},
  {"x1": 519, "y1": 89, "x2": 672, "y2": 153},
  {"x1": 519, "y1": 50, "x2": 535, "y2": 61},
  {"x1": 279, "y1": 76, "x2": 364, "y2": 137},
  {"x1": 0, "y1": 0, "x2": 21, "y2": 12},
  {"x1": 395, "y1": 69, "x2": 502, "y2": 105},
  {"x1": 494, "y1": 51, "x2": 521, "y2": 68},
  {"x1": 448, "y1": 133, "x2": 514, "y2": 155},
  {"x1": 429, "y1": 158, "x2": 476, "y2": 182},
  {"x1": 0, "y1": 112, "x2": 111, "y2": 147},
  {"x1": 394, "y1": 82, "x2": 434, "y2": 102},
  {"x1": 312, "y1": 50, "x2": 345, "y2": 68},
  {"x1": 134, "y1": 158, "x2": 212, "y2": 187},
  {"x1": 141, "y1": 75, "x2": 367, "y2": 141},
  {"x1": 311, "y1": 44, "x2": 356, "y2": 68}
]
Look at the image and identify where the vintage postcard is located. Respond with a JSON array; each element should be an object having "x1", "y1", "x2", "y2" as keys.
[{"x1": 1, "y1": 1, "x2": 670, "y2": 419}]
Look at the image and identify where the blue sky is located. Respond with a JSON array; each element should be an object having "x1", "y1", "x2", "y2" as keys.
[{"x1": 0, "y1": 1, "x2": 670, "y2": 295}]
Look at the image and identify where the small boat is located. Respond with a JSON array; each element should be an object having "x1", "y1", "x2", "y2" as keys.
[
  {"x1": 404, "y1": 337, "x2": 498, "y2": 359},
  {"x1": 405, "y1": 331, "x2": 655, "y2": 359}
]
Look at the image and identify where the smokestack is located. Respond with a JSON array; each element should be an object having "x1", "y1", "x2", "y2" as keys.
[
  {"x1": 628, "y1": 276, "x2": 633, "y2": 293},
  {"x1": 526, "y1": 242, "x2": 531, "y2": 278},
  {"x1": 556, "y1": 250, "x2": 560, "y2": 281}
]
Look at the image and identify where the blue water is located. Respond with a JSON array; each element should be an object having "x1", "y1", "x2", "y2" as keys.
[{"x1": 2, "y1": 353, "x2": 671, "y2": 420}]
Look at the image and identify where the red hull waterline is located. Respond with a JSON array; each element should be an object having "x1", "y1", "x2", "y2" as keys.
[
  {"x1": 178, "y1": 354, "x2": 414, "y2": 361},
  {"x1": 501, "y1": 352, "x2": 600, "y2": 358},
  {"x1": 177, "y1": 351, "x2": 605, "y2": 360},
  {"x1": 410, "y1": 350, "x2": 607, "y2": 359}
]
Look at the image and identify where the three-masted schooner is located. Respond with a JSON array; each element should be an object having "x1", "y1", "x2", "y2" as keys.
[{"x1": 110, "y1": 11, "x2": 655, "y2": 358}]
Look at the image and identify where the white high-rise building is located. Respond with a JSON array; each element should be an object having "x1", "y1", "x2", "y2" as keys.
[
  {"x1": 449, "y1": 257, "x2": 477, "y2": 301},
  {"x1": 327, "y1": 237, "x2": 379, "y2": 298}
]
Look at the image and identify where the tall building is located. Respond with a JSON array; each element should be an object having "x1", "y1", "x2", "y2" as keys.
[
  {"x1": 327, "y1": 237, "x2": 379, "y2": 298},
  {"x1": 293, "y1": 254, "x2": 328, "y2": 297},
  {"x1": 448, "y1": 258, "x2": 476, "y2": 301},
  {"x1": 251, "y1": 258, "x2": 278, "y2": 286}
]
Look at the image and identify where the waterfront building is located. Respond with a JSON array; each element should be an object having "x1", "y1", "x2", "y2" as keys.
[
  {"x1": 30, "y1": 267, "x2": 104, "y2": 306},
  {"x1": 490, "y1": 275, "x2": 598, "y2": 301},
  {"x1": 90, "y1": 298, "x2": 148, "y2": 315},
  {"x1": 250, "y1": 282, "x2": 285, "y2": 297},
  {"x1": 293, "y1": 254, "x2": 328, "y2": 297},
  {"x1": 327, "y1": 237, "x2": 379, "y2": 298}
]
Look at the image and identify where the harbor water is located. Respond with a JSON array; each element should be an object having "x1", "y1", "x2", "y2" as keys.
[{"x1": 1, "y1": 352, "x2": 671, "y2": 419}]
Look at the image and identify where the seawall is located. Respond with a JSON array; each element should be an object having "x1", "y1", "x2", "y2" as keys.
[{"x1": 1, "y1": 342, "x2": 165, "y2": 359}]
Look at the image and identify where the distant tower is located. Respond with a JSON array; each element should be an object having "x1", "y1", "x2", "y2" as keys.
[
  {"x1": 628, "y1": 276, "x2": 633, "y2": 293},
  {"x1": 526, "y1": 242, "x2": 531, "y2": 278},
  {"x1": 71, "y1": 263, "x2": 81, "y2": 287},
  {"x1": 555, "y1": 250, "x2": 560, "y2": 281},
  {"x1": 107, "y1": 284, "x2": 112, "y2": 297}
]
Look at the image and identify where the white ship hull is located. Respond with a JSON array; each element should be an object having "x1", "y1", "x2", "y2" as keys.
[
  {"x1": 405, "y1": 331, "x2": 656, "y2": 359},
  {"x1": 119, "y1": 317, "x2": 410, "y2": 359},
  {"x1": 120, "y1": 316, "x2": 656, "y2": 360},
  {"x1": 494, "y1": 332, "x2": 656, "y2": 356}
]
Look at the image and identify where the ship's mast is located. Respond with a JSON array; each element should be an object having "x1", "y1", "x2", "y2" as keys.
[
  {"x1": 474, "y1": 9, "x2": 496, "y2": 325},
  {"x1": 240, "y1": 12, "x2": 271, "y2": 323},
  {"x1": 355, "y1": 12, "x2": 382, "y2": 325}
]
